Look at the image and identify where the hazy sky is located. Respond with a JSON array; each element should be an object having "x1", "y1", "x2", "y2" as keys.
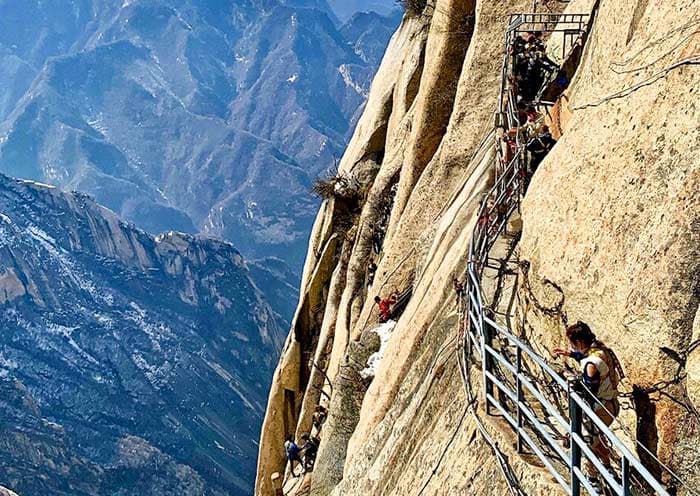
[{"x1": 326, "y1": 0, "x2": 400, "y2": 21}]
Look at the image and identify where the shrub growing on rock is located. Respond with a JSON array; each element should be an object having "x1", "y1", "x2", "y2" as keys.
[{"x1": 396, "y1": 0, "x2": 427, "y2": 17}]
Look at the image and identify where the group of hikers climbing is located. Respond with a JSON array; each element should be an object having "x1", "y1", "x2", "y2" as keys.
[
  {"x1": 284, "y1": 405, "x2": 328, "y2": 478},
  {"x1": 505, "y1": 34, "x2": 625, "y2": 481},
  {"x1": 281, "y1": 20, "x2": 632, "y2": 495},
  {"x1": 282, "y1": 286, "x2": 403, "y2": 480},
  {"x1": 484, "y1": 33, "x2": 559, "y2": 256},
  {"x1": 500, "y1": 31, "x2": 561, "y2": 190},
  {"x1": 282, "y1": 180, "x2": 404, "y2": 479},
  {"x1": 510, "y1": 31, "x2": 559, "y2": 102}
]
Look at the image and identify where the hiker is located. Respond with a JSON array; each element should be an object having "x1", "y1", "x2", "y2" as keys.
[
  {"x1": 507, "y1": 105, "x2": 542, "y2": 140},
  {"x1": 512, "y1": 37, "x2": 529, "y2": 69},
  {"x1": 284, "y1": 435, "x2": 303, "y2": 477},
  {"x1": 525, "y1": 125, "x2": 557, "y2": 185},
  {"x1": 526, "y1": 32, "x2": 546, "y2": 52},
  {"x1": 533, "y1": 31, "x2": 546, "y2": 49},
  {"x1": 367, "y1": 260, "x2": 378, "y2": 287},
  {"x1": 554, "y1": 322, "x2": 623, "y2": 489},
  {"x1": 453, "y1": 278, "x2": 465, "y2": 306},
  {"x1": 504, "y1": 77, "x2": 519, "y2": 110},
  {"x1": 375, "y1": 292, "x2": 398, "y2": 323},
  {"x1": 514, "y1": 36, "x2": 558, "y2": 103},
  {"x1": 312, "y1": 405, "x2": 328, "y2": 433},
  {"x1": 300, "y1": 433, "x2": 319, "y2": 472},
  {"x1": 506, "y1": 133, "x2": 517, "y2": 157},
  {"x1": 371, "y1": 224, "x2": 384, "y2": 254},
  {"x1": 515, "y1": 99, "x2": 528, "y2": 125},
  {"x1": 524, "y1": 105, "x2": 545, "y2": 137},
  {"x1": 499, "y1": 127, "x2": 516, "y2": 167},
  {"x1": 519, "y1": 60, "x2": 541, "y2": 102}
]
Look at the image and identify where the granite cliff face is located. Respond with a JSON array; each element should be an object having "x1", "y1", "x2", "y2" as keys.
[
  {"x1": 257, "y1": 0, "x2": 700, "y2": 494},
  {"x1": 0, "y1": 174, "x2": 286, "y2": 495},
  {"x1": 0, "y1": 0, "x2": 398, "y2": 274}
]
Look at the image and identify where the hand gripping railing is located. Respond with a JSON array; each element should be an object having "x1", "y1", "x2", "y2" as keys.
[{"x1": 461, "y1": 12, "x2": 673, "y2": 496}]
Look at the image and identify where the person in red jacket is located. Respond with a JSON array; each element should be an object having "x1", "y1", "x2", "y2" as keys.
[{"x1": 374, "y1": 292, "x2": 398, "y2": 322}]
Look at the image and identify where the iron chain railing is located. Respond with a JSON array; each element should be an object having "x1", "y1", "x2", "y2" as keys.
[{"x1": 461, "y1": 12, "x2": 673, "y2": 496}]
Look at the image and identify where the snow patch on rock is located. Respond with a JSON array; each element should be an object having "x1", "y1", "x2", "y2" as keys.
[{"x1": 360, "y1": 320, "x2": 396, "y2": 380}]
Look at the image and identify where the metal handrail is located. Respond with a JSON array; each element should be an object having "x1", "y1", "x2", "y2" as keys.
[{"x1": 461, "y1": 12, "x2": 672, "y2": 496}]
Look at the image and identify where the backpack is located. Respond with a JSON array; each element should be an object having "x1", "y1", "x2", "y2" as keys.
[
  {"x1": 285, "y1": 441, "x2": 299, "y2": 458},
  {"x1": 588, "y1": 342, "x2": 625, "y2": 390}
]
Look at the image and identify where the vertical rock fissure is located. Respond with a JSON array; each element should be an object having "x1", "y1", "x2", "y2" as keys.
[
  {"x1": 361, "y1": 92, "x2": 395, "y2": 166},
  {"x1": 295, "y1": 238, "x2": 354, "y2": 443},
  {"x1": 390, "y1": 0, "x2": 476, "y2": 225},
  {"x1": 309, "y1": 330, "x2": 381, "y2": 496},
  {"x1": 404, "y1": 40, "x2": 427, "y2": 112}
]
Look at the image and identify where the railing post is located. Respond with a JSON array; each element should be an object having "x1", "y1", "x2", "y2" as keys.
[
  {"x1": 465, "y1": 289, "x2": 472, "y2": 358},
  {"x1": 483, "y1": 316, "x2": 493, "y2": 416},
  {"x1": 569, "y1": 386, "x2": 582, "y2": 496},
  {"x1": 622, "y1": 458, "x2": 631, "y2": 496},
  {"x1": 516, "y1": 347, "x2": 524, "y2": 453}
]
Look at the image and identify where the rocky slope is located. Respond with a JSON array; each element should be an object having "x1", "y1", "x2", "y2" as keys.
[
  {"x1": 256, "y1": 0, "x2": 700, "y2": 494},
  {"x1": 0, "y1": 174, "x2": 286, "y2": 495},
  {"x1": 0, "y1": 0, "x2": 399, "y2": 275}
]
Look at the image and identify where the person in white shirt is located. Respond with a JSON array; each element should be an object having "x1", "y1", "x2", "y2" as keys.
[{"x1": 555, "y1": 321, "x2": 623, "y2": 488}]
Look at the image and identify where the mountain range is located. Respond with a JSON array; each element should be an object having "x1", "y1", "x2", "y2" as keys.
[
  {"x1": 0, "y1": 0, "x2": 400, "y2": 276},
  {"x1": 0, "y1": 173, "x2": 288, "y2": 494}
]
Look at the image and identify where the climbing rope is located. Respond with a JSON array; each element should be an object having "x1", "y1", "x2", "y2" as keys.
[
  {"x1": 572, "y1": 55, "x2": 700, "y2": 110},
  {"x1": 311, "y1": 359, "x2": 334, "y2": 395}
]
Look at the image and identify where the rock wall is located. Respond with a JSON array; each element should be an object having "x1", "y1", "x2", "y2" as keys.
[
  {"x1": 257, "y1": 0, "x2": 700, "y2": 494},
  {"x1": 519, "y1": 0, "x2": 700, "y2": 487}
]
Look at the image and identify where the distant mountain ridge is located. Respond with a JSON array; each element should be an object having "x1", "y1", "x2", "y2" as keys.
[
  {"x1": 0, "y1": 2, "x2": 400, "y2": 493},
  {"x1": 0, "y1": 0, "x2": 400, "y2": 275},
  {"x1": 0, "y1": 173, "x2": 285, "y2": 495},
  {"x1": 327, "y1": 0, "x2": 400, "y2": 21}
]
